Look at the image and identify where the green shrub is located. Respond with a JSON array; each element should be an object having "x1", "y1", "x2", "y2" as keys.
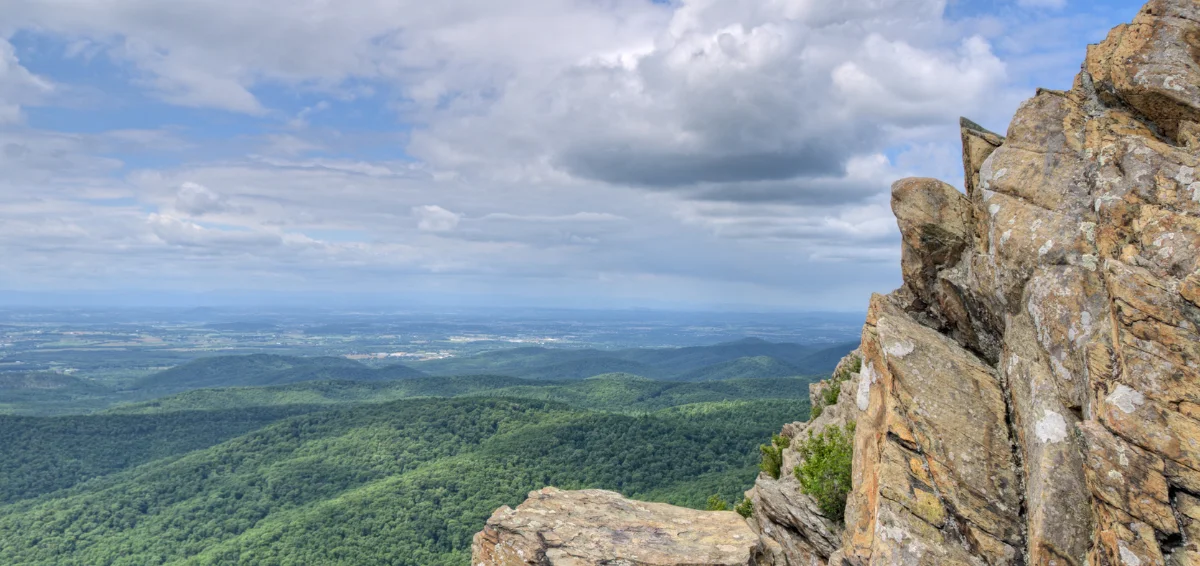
[
  {"x1": 735, "y1": 497, "x2": 753, "y2": 518},
  {"x1": 821, "y1": 380, "x2": 842, "y2": 408},
  {"x1": 706, "y1": 494, "x2": 730, "y2": 511},
  {"x1": 793, "y1": 421, "x2": 855, "y2": 523},
  {"x1": 758, "y1": 433, "x2": 791, "y2": 479}
]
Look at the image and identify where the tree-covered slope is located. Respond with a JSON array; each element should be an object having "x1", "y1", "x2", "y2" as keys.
[
  {"x1": 0, "y1": 397, "x2": 808, "y2": 565},
  {"x1": 0, "y1": 372, "x2": 116, "y2": 415},
  {"x1": 0, "y1": 405, "x2": 324, "y2": 504},
  {"x1": 105, "y1": 375, "x2": 528, "y2": 414},
  {"x1": 104, "y1": 374, "x2": 815, "y2": 414},
  {"x1": 614, "y1": 337, "x2": 819, "y2": 370},
  {"x1": 133, "y1": 354, "x2": 424, "y2": 391},
  {"x1": 0, "y1": 372, "x2": 108, "y2": 392},
  {"x1": 515, "y1": 357, "x2": 661, "y2": 380},
  {"x1": 410, "y1": 337, "x2": 853, "y2": 380},
  {"x1": 481, "y1": 374, "x2": 815, "y2": 411},
  {"x1": 671, "y1": 355, "x2": 802, "y2": 381},
  {"x1": 792, "y1": 341, "x2": 861, "y2": 373}
]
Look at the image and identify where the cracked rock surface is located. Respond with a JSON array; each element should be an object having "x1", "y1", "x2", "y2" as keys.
[
  {"x1": 471, "y1": 487, "x2": 763, "y2": 565},
  {"x1": 838, "y1": 1, "x2": 1200, "y2": 563}
]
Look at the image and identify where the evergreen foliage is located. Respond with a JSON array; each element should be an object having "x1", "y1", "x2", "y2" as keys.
[
  {"x1": 735, "y1": 497, "x2": 753, "y2": 519},
  {"x1": 134, "y1": 354, "x2": 424, "y2": 391},
  {"x1": 758, "y1": 433, "x2": 791, "y2": 480},
  {"x1": 0, "y1": 397, "x2": 806, "y2": 565},
  {"x1": 706, "y1": 494, "x2": 729, "y2": 511},
  {"x1": 0, "y1": 406, "x2": 321, "y2": 504},
  {"x1": 410, "y1": 338, "x2": 855, "y2": 380},
  {"x1": 107, "y1": 375, "x2": 815, "y2": 415},
  {"x1": 793, "y1": 421, "x2": 855, "y2": 523}
]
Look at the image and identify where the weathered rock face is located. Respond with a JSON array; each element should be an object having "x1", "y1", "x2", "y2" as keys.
[
  {"x1": 471, "y1": 487, "x2": 764, "y2": 565},
  {"x1": 746, "y1": 352, "x2": 864, "y2": 565},
  {"x1": 838, "y1": 1, "x2": 1200, "y2": 563},
  {"x1": 474, "y1": 3, "x2": 1200, "y2": 565}
]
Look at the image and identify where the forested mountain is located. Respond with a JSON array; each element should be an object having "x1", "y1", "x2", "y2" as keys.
[
  {"x1": 409, "y1": 337, "x2": 855, "y2": 380},
  {"x1": 671, "y1": 355, "x2": 802, "y2": 381},
  {"x1": 133, "y1": 354, "x2": 425, "y2": 391},
  {"x1": 0, "y1": 397, "x2": 808, "y2": 565},
  {"x1": 1, "y1": 338, "x2": 842, "y2": 417},
  {"x1": 0, "y1": 406, "x2": 324, "y2": 504},
  {"x1": 613, "y1": 337, "x2": 843, "y2": 369},
  {"x1": 0, "y1": 372, "x2": 115, "y2": 415},
  {"x1": 0, "y1": 337, "x2": 833, "y2": 564},
  {"x1": 105, "y1": 374, "x2": 813, "y2": 414},
  {"x1": 514, "y1": 357, "x2": 659, "y2": 380},
  {"x1": 0, "y1": 372, "x2": 107, "y2": 392}
]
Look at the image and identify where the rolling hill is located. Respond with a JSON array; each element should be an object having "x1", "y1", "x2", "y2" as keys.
[
  {"x1": 3, "y1": 338, "x2": 849, "y2": 416},
  {"x1": 0, "y1": 372, "x2": 116, "y2": 415},
  {"x1": 0, "y1": 405, "x2": 323, "y2": 504},
  {"x1": 515, "y1": 357, "x2": 661, "y2": 380},
  {"x1": 671, "y1": 355, "x2": 802, "y2": 381},
  {"x1": 0, "y1": 371, "x2": 109, "y2": 393},
  {"x1": 104, "y1": 374, "x2": 815, "y2": 415},
  {"x1": 410, "y1": 337, "x2": 854, "y2": 381},
  {"x1": 133, "y1": 354, "x2": 425, "y2": 391},
  {"x1": 0, "y1": 396, "x2": 809, "y2": 565}
]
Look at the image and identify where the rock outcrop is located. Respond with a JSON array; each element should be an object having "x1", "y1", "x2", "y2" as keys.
[
  {"x1": 471, "y1": 487, "x2": 764, "y2": 565},
  {"x1": 836, "y1": 1, "x2": 1200, "y2": 563},
  {"x1": 746, "y1": 352, "x2": 863, "y2": 565},
  {"x1": 474, "y1": 2, "x2": 1200, "y2": 564}
]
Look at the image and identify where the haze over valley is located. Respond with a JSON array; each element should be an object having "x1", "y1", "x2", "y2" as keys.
[{"x1": 0, "y1": 307, "x2": 855, "y2": 564}]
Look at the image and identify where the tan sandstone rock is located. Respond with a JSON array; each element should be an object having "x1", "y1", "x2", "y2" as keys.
[
  {"x1": 831, "y1": 2, "x2": 1200, "y2": 564},
  {"x1": 745, "y1": 351, "x2": 864, "y2": 565},
  {"x1": 471, "y1": 487, "x2": 763, "y2": 566}
]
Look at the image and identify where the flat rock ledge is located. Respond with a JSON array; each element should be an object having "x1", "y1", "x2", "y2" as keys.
[{"x1": 471, "y1": 487, "x2": 764, "y2": 566}]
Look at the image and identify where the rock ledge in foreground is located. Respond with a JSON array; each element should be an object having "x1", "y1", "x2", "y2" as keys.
[{"x1": 471, "y1": 487, "x2": 763, "y2": 566}]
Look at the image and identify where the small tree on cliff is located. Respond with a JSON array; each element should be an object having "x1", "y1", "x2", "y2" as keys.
[
  {"x1": 758, "y1": 433, "x2": 790, "y2": 479},
  {"x1": 705, "y1": 494, "x2": 730, "y2": 511},
  {"x1": 794, "y1": 421, "x2": 855, "y2": 523}
]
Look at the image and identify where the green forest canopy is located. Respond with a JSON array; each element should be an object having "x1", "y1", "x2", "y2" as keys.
[{"x1": 0, "y1": 397, "x2": 809, "y2": 565}]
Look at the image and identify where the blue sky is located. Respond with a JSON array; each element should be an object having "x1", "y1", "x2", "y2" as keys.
[{"x1": 0, "y1": 0, "x2": 1145, "y2": 310}]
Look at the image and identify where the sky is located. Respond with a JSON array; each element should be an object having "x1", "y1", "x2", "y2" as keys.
[{"x1": 0, "y1": 0, "x2": 1144, "y2": 310}]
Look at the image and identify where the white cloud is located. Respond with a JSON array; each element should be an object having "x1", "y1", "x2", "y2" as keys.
[
  {"x1": 0, "y1": 38, "x2": 53, "y2": 123},
  {"x1": 174, "y1": 182, "x2": 230, "y2": 216},
  {"x1": 833, "y1": 35, "x2": 1006, "y2": 125},
  {"x1": 404, "y1": 0, "x2": 1011, "y2": 195},
  {"x1": 0, "y1": 0, "x2": 1102, "y2": 307},
  {"x1": 413, "y1": 205, "x2": 461, "y2": 232},
  {"x1": 479, "y1": 212, "x2": 626, "y2": 223},
  {"x1": 148, "y1": 213, "x2": 281, "y2": 248}
]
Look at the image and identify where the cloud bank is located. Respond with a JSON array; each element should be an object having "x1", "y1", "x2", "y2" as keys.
[{"x1": 0, "y1": 0, "x2": 1138, "y2": 308}]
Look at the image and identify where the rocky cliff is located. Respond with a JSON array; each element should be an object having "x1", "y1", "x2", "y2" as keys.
[{"x1": 472, "y1": 1, "x2": 1200, "y2": 564}]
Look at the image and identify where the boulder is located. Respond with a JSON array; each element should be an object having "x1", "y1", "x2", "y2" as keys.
[{"x1": 471, "y1": 487, "x2": 764, "y2": 566}]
